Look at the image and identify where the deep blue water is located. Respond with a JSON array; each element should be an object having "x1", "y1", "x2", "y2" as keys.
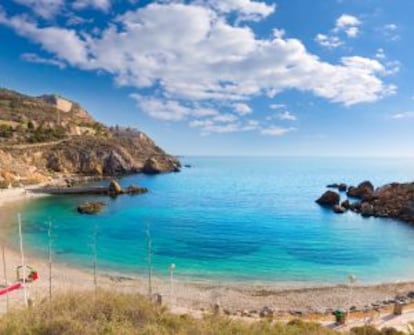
[{"x1": 4, "y1": 157, "x2": 414, "y2": 285}]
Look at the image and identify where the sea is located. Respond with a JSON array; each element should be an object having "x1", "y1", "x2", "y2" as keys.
[{"x1": 2, "y1": 157, "x2": 414, "y2": 286}]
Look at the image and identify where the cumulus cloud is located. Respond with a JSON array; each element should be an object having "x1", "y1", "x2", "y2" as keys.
[
  {"x1": 335, "y1": 14, "x2": 361, "y2": 37},
  {"x1": 131, "y1": 95, "x2": 190, "y2": 121},
  {"x1": 12, "y1": 0, "x2": 64, "y2": 18},
  {"x1": 205, "y1": 0, "x2": 276, "y2": 21},
  {"x1": 0, "y1": 12, "x2": 88, "y2": 65},
  {"x1": 233, "y1": 103, "x2": 252, "y2": 115},
  {"x1": 0, "y1": 2, "x2": 397, "y2": 134},
  {"x1": 72, "y1": 0, "x2": 111, "y2": 11},
  {"x1": 316, "y1": 14, "x2": 360, "y2": 49},
  {"x1": 278, "y1": 111, "x2": 297, "y2": 121},
  {"x1": 315, "y1": 34, "x2": 343, "y2": 48}
]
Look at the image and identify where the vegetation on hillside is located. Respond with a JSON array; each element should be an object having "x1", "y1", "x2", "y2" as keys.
[
  {"x1": 0, "y1": 88, "x2": 106, "y2": 144},
  {"x1": 0, "y1": 290, "x2": 409, "y2": 335}
]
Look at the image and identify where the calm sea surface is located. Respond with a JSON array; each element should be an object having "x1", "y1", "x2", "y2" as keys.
[{"x1": 3, "y1": 157, "x2": 414, "y2": 285}]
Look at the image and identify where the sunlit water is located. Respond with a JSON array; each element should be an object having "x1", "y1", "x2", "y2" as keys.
[{"x1": 3, "y1": 157, "x2": 414, "y2": 285}]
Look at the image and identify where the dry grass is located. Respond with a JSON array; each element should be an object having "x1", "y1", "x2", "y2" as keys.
[
  {"x1": 0, "y1": 290, "x2": 340, "y2": 335},
  {"x1": 0, "y1": 290, "x2": 407, "y2": 335}
]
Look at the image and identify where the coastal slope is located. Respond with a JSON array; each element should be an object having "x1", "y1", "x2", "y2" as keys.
[{"x1": 0, "y1": 88, "x2": 180, "y2": 186}]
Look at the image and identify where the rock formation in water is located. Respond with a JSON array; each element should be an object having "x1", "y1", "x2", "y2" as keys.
[
  {"x1": 315, "y1": 190, "x2": 340, "y2": 207},
  {"x1": 0, "y1": 88, "x2": 180, "y2": 187},
  {"x1": 316, "y1": 181, "x2": 414, "y2": 224}
]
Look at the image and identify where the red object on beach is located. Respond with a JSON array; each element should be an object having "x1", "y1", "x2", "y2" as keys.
[
  {"x1": 30, "y1": 271, "x2": 38, "y2": 281},
  {"x1": 0, "y1": 282, "x2": 22, "y2": 296}
]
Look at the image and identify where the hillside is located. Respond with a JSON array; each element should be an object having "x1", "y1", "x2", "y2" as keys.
[{"x1": 0, "y1": 88, "x2": 180, "y2": 187}]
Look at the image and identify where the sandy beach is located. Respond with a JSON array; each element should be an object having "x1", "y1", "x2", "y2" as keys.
[{"x1": 1, "y1": 186, "x2": 414, "y2": 332}]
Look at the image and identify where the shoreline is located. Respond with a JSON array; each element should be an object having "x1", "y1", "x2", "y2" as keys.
[{"x1": 0, "y1": 185, "x2": 414, "y2": 331}]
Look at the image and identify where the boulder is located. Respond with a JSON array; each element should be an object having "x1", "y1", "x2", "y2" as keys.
[
  {"x1": 347, "y1": 181, "x2": 374, "y2": 199},
  {"x1": 327, "y1": 183, "x2": 347, "y2": 192},
  {"x1": 341, "y1": 200, "x2": 350, "y2": 210},
  {"x1": 142, "y1": 157, "x2": 181, "y2": 174},
  {"x1": 108, "y1": 180, "x2": 123, "y2": 195},
  {"x1": 333, "y1": 204, "x2": 346, "y2": 214},
  {"x1": 316, "y1": 191, "x2": 340, "y2": 207},
  {"x1": 77, "y1": 201, "x2": 105, "y2": 215},
  {"x1": 125, "y1": 185, "x2": 148, "y2": 195},
  {"x1": 360, "y1": 202, "x2": 374, "y2": 217}
]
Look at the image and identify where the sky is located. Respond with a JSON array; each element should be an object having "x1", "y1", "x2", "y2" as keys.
[{"x1": 0, "y1": 0, "x2": 413, "y2": 157}]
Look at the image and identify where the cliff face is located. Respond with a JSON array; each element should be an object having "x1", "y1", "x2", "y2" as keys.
[{"x1": 0, "y1": 88, "x2": 180, "y2": 187}]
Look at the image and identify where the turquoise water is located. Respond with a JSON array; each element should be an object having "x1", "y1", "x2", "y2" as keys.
[{"x1": 5, "y1": 157, "x2": 414, "y2": 285}]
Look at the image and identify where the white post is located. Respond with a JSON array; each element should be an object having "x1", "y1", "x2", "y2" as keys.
[
  {"x1": 146, "y1": 224, "x2": 152, "y2": 299},
  {"x1": 48, "y1": 220, "x2": 52, "y2": 301},
  {"x1": 18, "y1": 213, "x2": 28, "y2": 307},
  {"x1": 169, "y1": 263, "x2": 176, "y2": 306},
  {"x1": 347, "y1": 274, "x2": 356, "y2": 325}
]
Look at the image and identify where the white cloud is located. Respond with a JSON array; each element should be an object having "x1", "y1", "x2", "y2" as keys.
[
  {"x1": 0, "y1": 13, "x2": 88, "y2": 65},
  {"x1": 382, "y1": 23, "x2": 400, "y2": 41},
  {"x1": 335, "y1": 14, "x2": 361, "y2": 38},
  {"x1": 272, "y1": 28, "x2": 285, "y2": 39},
  {"x1": 391, "y1": 112, "x2": 414, "y2": 120},
  {"x1": 315, "y1": 34, "x2": 343, "y2": 49},
  {"x1": 0, "y1": 1, "x2": 396, "y2": 127},
  {"x1": 336, "y1": 14, "x2": 360, "y2": 29},
  {"x1": 21, "y1": 52, "x2": 66, "y2": 68},
  {"x1": 212, "y1": 114, "x2": 238, "y2": 123},
  {"x1": 270, "y1": 103, "x2": 286, "y2": 110},
  {"x1": 278, "y1": 111, "x2": 297, "y2": 121},
  {"x1": 205, "y1": 0, "x2": 276, "y2": 21},
  {"x1": 261, "y1": 126, "x2": 295, "y2": 136},
  {"x1": 375, "y1": 48, "x2": 386, "y2": 60},
  {"x1": 131, "y1": 95, "x2": 190, "y2": 121},
  {"x1": 72, "y1": 0, "x2": 111, "y2": 11},
  {"x1": 315, "y1": 14, "x2": 360, "y2": 49},
  {"x1": 12, "y1": 0, "x2": 64, "y2": 18},
  {"x1": 233, "y1": 103, "x2": 252, "y2": 115}
]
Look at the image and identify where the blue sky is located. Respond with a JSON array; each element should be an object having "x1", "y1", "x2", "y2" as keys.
[{"x1": 0, "y1": 0, "x2": 413, "y2": 156}]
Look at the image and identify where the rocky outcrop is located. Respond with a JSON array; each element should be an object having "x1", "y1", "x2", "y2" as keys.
[
  {"x1": 142, "y1": 156, "x2": 181, "y2": 174},
  {"x1": 315, "y1": 191, "x2": 340, "y2": 207},
  {"x1": 109, "y1": 180, "x2": 123, "y2": 195},
  {"x1": 0, "y1": 88, "x2": 180, "y2": 186},
  {"x1": 318, "y1": 180, "x2": 414, "y2": 225},
  {"x1": 77, "y1": 202, "x2": 106, "y2": 215},
  {"x1": 356, "y1": 182, "x2": 414, "y2": 223},
  {"x1": 347, "y1": 181, "x2": 374, "y2": 200}
]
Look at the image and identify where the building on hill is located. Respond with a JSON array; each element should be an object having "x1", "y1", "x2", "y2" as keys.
[{"x1": 39, "y1": 94, "x2": 73, "y2": 113}]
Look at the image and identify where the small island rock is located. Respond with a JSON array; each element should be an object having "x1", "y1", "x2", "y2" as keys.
[
  {"x1": 316, "y1": 191, "x2": 340, "y2": 207},
  {"x1": 77, "y1": 202, "x2": 106, "y2": 215},
  {"x1": 347, "y1": 181, "x2": 375, "y2": 199},
  {"x1": 333, "y1": 204, "x2": 346, "y2": 214},
  {"x1": 109, "y1": 180, "x2": 123, "y2": 195}
]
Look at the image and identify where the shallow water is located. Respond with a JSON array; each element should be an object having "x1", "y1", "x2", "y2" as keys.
[{"x1": 4, "y1": 157, "x2": 414, "y2": 285}]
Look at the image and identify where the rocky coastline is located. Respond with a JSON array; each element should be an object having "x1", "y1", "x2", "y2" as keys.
[
  {"x1": 0, "y1": 88, "x2": 181, "y2": 188},
  {"x1": 316, "y1": 181, "x2": 414, "y2": 224}
]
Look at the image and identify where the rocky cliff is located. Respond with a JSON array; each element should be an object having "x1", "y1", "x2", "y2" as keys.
[{"x1": 0, "y1": 88, "x2": 180, "y2": 187}]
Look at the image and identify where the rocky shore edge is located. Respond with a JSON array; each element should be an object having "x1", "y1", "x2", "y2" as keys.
[{"x1": 316, "y1": 180, "x2": 414, "y2": 224}]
